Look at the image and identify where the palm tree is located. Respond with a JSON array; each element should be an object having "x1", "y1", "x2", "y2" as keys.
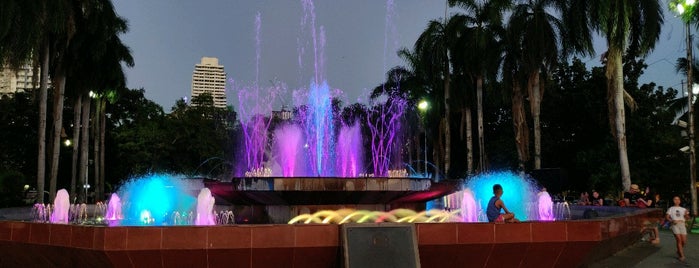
[
  {"x1": 449, "y1": 0, "x2": 511, "y2": 172},
  {"x1": 671, "y1": 57, "x2": 699, "y2": 116},
  {"x1": 565, "y1": 0, "x2": 663, "y2": 191},
  {"x1": 507, "y1": 0, "x2": 564, "y2": 170},
  {"x1": 0, "y1": 3, "x2": 42, "y2": 203},
  {"x1": 1, "y1": 0, "x2": 74, "y2": 203},
  {"x1": 1, "y1": 1, "x2": 42, "y2": 202},
  {"x1": 502, "y1": 22, "x2": 529, "y2": 171},
  {"x1": 413, "y1": 18, "x2": 455, "y2": 177},
  {"x1": 65, "y1": 0, "x2": 133, "y2": 201},
  {"x1": 373, "y1": 48, "x2": 445, "y2": 175}
]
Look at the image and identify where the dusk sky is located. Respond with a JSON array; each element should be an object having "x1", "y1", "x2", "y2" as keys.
[{"x1": 113, "y1": 1, "x2": 687, "y2": 111}]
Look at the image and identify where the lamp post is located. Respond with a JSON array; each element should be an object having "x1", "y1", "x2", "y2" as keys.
[
  {"x1": 671, "y1": 0, "x2": 699, "y2": 217},
  {"x1": 83, "y1": 183, "x2": 90, "y2": 203},
  {"x1": 418, "y1": 100, "x2": 429, "y2": 177}
]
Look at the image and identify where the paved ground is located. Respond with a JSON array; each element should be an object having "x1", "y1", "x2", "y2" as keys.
[{"x1": 590, "y1": 229, "x2": 699, "y2": 268}]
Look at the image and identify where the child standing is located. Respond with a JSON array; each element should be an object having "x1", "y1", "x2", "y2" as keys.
[{"x1": 666, "y1": 196, "x2": 690, "y2": 262}]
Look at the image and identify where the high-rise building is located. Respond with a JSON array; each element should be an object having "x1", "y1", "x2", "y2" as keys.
[
  {"x1": 0, "y1": 64, "x2": 39, "y2": 97},
  {"x1": 191, "y1": 57, "x2": 227, "y2": 108}
]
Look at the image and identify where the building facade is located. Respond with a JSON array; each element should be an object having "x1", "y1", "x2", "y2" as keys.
[
  {"x1": 191, "y1": 57, "x2": 227, "y2": 108},
  {"x1": 0, "y1": 64, "x2": 38, "y2": 97}
]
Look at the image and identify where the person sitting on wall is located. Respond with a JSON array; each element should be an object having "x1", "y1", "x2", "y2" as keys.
[
  {"x1": 623, "y1": 184, "x2": 643, "y2": 207},
  {"x1": 578, "y1": 192, "x2": 591, "y2": 206},
  {"x1": 590, "y1": 190, "x2": 604, "y2": 206},
  {"x1": 486, "y1": 184, "x2": 519, "y2": 223},
  {"x1": 636, "y1": 186, "x2": 655, "y2": 208}
]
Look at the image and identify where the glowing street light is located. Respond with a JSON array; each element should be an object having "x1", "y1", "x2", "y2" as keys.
[
  {"x1": 418, "y1": 100, "x2": 429, "y2": 111},
  {"x1": 83, "y1": 183, "x2": 90, "y2": 203},
  {"x1": 418, "y1": 100, "x2": 429, "y2": 177},
  {"x1": 671, "y1": 0, "x2": 699, "y2": 217}
]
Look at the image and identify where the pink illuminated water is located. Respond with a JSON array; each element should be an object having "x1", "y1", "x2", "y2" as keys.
[
  {"x1": 50, "y1": 189, "x2": 70, "y2": 224},
  {"x1": 537, "y1": 191, "x2": 554, "y2": 221},
  {"x1": 337, "y1": 123, "x2": 363, "y2": 177},
  {"x1": 105, "y1": 193, "x2": 123, "y2": 221},
  {"x1": 367, "y1": 95, "x2": 406, "y2": 176},
  {"x1": 460, "y1": 189, "x2": 478, "y2": 222},
  {"x1": 438, "y1": 171, "x2": 565, "y2": 222},
  {"x1": 195, "y1": 188, "x2": 216, "y2": 226},
  {"x1": 274, "y1": 124, "x2": 303, "y2": 177},
  {"x1": 233, "y1": 0, "x2": 408, "y2": 178}
]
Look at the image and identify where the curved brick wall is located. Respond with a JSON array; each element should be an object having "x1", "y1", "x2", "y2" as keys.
[{"x1": 0, "y1": 208, "x2": 660, "y2": 268}]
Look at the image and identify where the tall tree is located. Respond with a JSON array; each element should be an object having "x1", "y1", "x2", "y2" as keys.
[
  {"x1": 502, "y1": 22, "x2": 529, "y2": 171},
  {"x1": 413, "y1": 18, "x2": 457, "y2": 177},
  {"x1": 565, "y1": 0, "x2": 664, "y2": 191},
  {"x1": 65, "y1": 0, "x2": 133, "y2": 200},
  {"x1": 507, "y1": 0, "x2": 564, "y2": 170},
  {"x1": 1, "y1": 0, "x2": 74, "y2": 203},
  {"x1": 449, "y1": 0, "x2": 511, "y2": 172}
]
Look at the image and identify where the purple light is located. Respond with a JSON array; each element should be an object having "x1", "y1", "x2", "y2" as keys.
[
  {"x1": 367, "y1": 94, "x2": 406, "y2": 176},
  {"x1": 460, "y1": 189, "x2": 479, "y2": 222},
  {"x1": 274, "y1": 124, "x2": 303, "y2": 176},
  {"x1": 337, "y1": 123, "x2": 363, "y2": 177},
  {"x1": 537, "y1": 191, "x2": 555, "y2": 221},
  {"x1": 105, "y1": 193, "x2": 123, "y2": 221}
]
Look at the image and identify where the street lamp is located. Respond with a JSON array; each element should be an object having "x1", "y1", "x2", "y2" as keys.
[
  {"x1": 671, "y1": 0, "x2": 699, "y2": 217},
  {"x1": 83, "y1": 183, "x2": 90, "y2": 203},
  {"x1": 418, "y1": 100, "x2": 429, "y2": 177}
]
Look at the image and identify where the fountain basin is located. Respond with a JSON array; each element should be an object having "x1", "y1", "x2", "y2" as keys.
[
  {"x1": 205, "y1": 177, "x2": 450, "y2": 205},
  {"x1": 0, "y1": 207, "x2": 660, "y2": 267}
]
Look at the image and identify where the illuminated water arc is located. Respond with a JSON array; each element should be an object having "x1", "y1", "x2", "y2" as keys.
[
  {"x1": 339, "y1": 210, "x2": 373, "y2": 224},
  {"x1": 288, "y1": 215, "x2": 314, "y2": 224}
]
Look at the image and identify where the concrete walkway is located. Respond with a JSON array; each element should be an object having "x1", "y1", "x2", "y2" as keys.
[{"x1": 590, "y1": 229, "x2": 699, "y2": 268}]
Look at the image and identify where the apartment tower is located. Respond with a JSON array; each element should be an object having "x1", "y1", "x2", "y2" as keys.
[
  {"x1": 191, "y1": 57, "x2": 227, "y2": 108},
  {"x1": 0, "y1": 64, "x2": 39, "y2": 97}
]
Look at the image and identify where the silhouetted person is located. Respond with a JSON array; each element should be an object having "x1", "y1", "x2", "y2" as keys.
[
  {"x1": 486, "y1": 184, "x2": 519, "y2": 223},
  {"x1": 590, "y1": 191, "x2": 604, "y2": 206}
]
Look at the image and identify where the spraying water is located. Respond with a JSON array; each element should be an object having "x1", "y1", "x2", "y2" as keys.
[
  {"x1": 50, "y1": 189, "x2": 70, "y2": 224},
  {"x1": 537, "y1": 190, "x2": 554, "y2": 221},
  {"x1": 464, "y1": 171, "x2": 538, "y2": 221},
  {"x1": 305, "y1": 80, "x2": 334, "y2": 176},
  {"x1": 460, "y1": 189, "x2": 479, "y2": 222},
  {"x1": 117, "y1": 174, "x2": 196, "y2": 226},
  {"x1": 195, "y1": 188, "x2": 216, "y2": 226},
  {"x1": 367, "y1": 95, "x2": 407, "y2": 176},
  {"x1": 337, "y1": 123, "x2": 364, "y2": 177},
  {"x1": 105, "y1": 193, "x2": 123, "y2": 221},
  {"x1": 274, "y1": 124, "x2": 304, "y2": 176},
  {"x1": 233, "y1": 0, "x2": 407, "y2": 178}
]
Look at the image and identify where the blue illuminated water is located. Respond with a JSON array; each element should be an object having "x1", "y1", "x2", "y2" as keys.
[
  {"x1": 465, "y1": 171, "x2": 538, "y2": 221},
  {"x1": 305, "y1": 80, "x2": 335, "y2": 176},
  {"x1": 117, "y1": 174, "x2": 196, "y2": 226}
]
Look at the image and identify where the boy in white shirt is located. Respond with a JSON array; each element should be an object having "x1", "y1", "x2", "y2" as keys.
[{"x1": 666, "y1": 196, "x2": 690, "y2": 262}]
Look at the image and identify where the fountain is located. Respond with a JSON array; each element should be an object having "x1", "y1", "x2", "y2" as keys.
[
  {"x1": 0, "y1": 1, "x2": 663, "y2": 266},
  {"x1": 462, "y1": 171, "x2": 539, "y2": 221},
  {"x1": 49, "y1": 189, "x2": 70, "y2": 224},
  {"x1": 195, "y1": 188, "x2": 216, "y2": 226},
  {"x1": 116, "y1": 173, "x2": 196, "y2": 226},
  {"x1": 437, "y1": 171, "x2": 577, "y2": 222},
  {"x1": 273, "y1": 124, "x2": 303, "y2": 177},
  {"x1": 460, "y1": 189, "x2": 479, "y2": 222},
  {"x1": 336, "y1": 123, "x2": 363, "y2": 177},
  {"x1": 537, "y1": 190, "x2": 555, "y2": 221},
  {"x1": 105, "y1": 193, "x2": 123, "y2": 221}
]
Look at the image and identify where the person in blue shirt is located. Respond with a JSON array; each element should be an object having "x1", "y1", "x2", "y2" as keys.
[{"x1": 486, "y1": 184, "x2": 519, "y2": 223}]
